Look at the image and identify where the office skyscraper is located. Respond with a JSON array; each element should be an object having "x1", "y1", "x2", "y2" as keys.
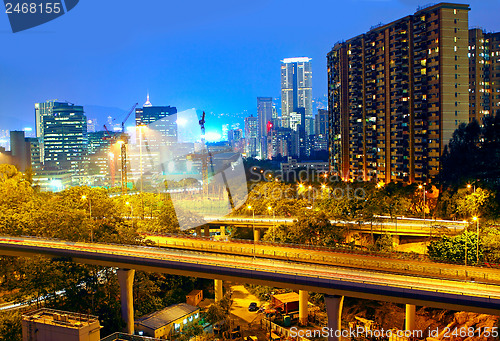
[
  {"x1": 135, "y1": 95, "x2": 178, "y2": 145},
  {"x1": 35, "y1": 100, "x2": 88, "y2": 174},
  {"x1": 328, "y1": 3, "x2": 470, "y2": 183},
  {"x1": 257, "y1": 97, "x2": 273, "y2": 158},
  {"x1": 314, "y1": 109, "x2": 328, "y2": 151},
  {"x1": 281, "y1": 57, "x2": 313, "y2": 133},
  {"x1": 244, "y1": 115, "x2": 258, "y2": 157},
  {"x1": 469, "y1": 29, "x2": 500, "y2": 123}
]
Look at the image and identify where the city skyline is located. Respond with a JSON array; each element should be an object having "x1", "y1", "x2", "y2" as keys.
[{"x1": 1, "y1": 0, "x2": 499, "y2": 132}]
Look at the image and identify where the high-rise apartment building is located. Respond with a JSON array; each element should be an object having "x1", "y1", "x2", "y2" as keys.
[
  {"x1": 244, "y1": 115, "x2": 258, "y2": 157},
  {"x1": 328, "y1": 3, "x2": 470, "y2": 183},
  {"x1": 35, "y1": 100, "x2": 88, "y2": 174},
  {"x1": 469, "y1": 29, "x2": 500, "y2": 123},
  {"x1": 281, "y1": 57, "x2": 313, "y2": 133}
]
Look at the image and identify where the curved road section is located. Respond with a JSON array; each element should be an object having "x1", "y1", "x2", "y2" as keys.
[{"x1": 0, "y1": 236, "x2": 499, "y2": 315}]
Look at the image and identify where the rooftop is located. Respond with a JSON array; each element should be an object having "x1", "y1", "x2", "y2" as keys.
[
  {"x1": 135, "y1": 303, "x2": 199, "y2": 330},
  {"x1": 22, "y1": 308, "x2": 99, "y2": 329},
  {"x1": 272, "y1": 292, "x2": 300, "y2": 303},
  {"x1": 281, "y1": 57, "x2": 311, "y2": 63}
]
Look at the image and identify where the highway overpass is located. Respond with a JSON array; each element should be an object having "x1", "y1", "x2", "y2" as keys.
[
  {"x1": 0, "y1": 236, "x2": 498, "y2": 339},
  {"x1": 202, "y1": 216, "x2": 468, "y2": 237}
]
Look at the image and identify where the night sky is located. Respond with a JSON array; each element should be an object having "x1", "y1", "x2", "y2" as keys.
[{"x1": 1, "y1": 0, "x2": 499, "y2": 133}]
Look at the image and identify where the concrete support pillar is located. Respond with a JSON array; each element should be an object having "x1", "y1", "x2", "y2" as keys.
[
  {"x1": 214, "y1": 279, "x2": 223, "y2": 302},
  {"x1": 220, "y1": 226, "x2": 226, "y2": 237},
  {"x1": 204, "y1": 225, "x2": 210, "y2": 237},
  {"x1": 196, "y1": 226, "x2": 201, "y2": 236},
  {"x1": 253, "y1": 229, "x2": 260, "y2": 242},
  {"x1": 117, "y1": 269, "x2": 135, "y2": 335},
  {"x1": 405, "y1": 304, "x2": 416, "y2": 332},
  {"x1": 299, "y1": 290, "x2": 309, "y2": 325},
  {"x1": 392, "y1": 235, "x2": 400, "y2": 247},
  {"x1": 325, "y1": 295, "x2": 344, "y2": 341}
]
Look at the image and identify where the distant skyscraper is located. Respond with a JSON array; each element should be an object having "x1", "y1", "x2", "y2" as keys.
[
  {"x1": 87, "y1": 118, "x2": 97, "y2": 133},
  {"x1": 314, "y1": 109, "x2": 328, "y2": 151},
  {"x1": 228, "y1": 128, "x2": 243, "y2": 152},
  {"x1": 257, "y1": 97, "x2": 273, "y2": 158},
  {"x1": 244, "y1": 115, "x2": 258, "y2": 157},
  {"x1": 280, "y1": 57, "x2": 312, "y2": 133},
  {"x1": 35, "y1": 100, "x2": 88, "y2": 174},
  {"x1": 135, "y1": 94, "x2": 178, "y2": 145},
  {"x1": 222, "y1": 124, "x2": 229, "y2": 141}
]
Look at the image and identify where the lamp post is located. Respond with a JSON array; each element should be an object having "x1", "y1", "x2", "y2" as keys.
[
  {"x1": 473, "y1": 216, "x2": 479, "y2": 264},
  {"x1": 267, "y1": 206, "x2": 275, "y2": 242},
  {"x1": 465, "y1": 222, "x2": 468, "y2": 267},
  {"x1": 81, "y1": 195, "x2": 93, "y2": 243},
  {"x1": 418, "y1": 183, "x2": 426, "y2": 222},
  {"x1": 126, "y1": 201, "x2": 133, "y2": 229},
  {"x1": 247, "y1": 205, "x2": 255, "y2": 257}
]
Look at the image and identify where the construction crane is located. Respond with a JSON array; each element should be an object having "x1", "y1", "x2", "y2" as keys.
[
  {"x1": 198, "y1": 111, "x2": 208, "y2": 193},
  {"x1": 103, "y1": 102, "x2": 138, "y2": 194},
  {"x1": 196, "y1": 111, "x2": 234, "y2": 209}
]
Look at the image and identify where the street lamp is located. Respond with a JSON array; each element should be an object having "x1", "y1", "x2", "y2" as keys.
[
  {"x1": 464, "y1": 222, "x2": 468, "y2": 267},
  {"x1": 267, "y1": 206, "x2": 275, "y2": 242},
  {"x1": 81, "y1": 195, "x2": 93, "y2": 243},
  {"x1": 126, "y1": 201, "x2": 133, "y2": 229},
  {"x1": 247, "y1": 205, "x2": 255, "y2": 257},
  {"x1": 418, "y1": 183, "x2": 426, "y2": 222},
  {"x1": 473, "y1": 216, "x2": 479, "y2": 264}
]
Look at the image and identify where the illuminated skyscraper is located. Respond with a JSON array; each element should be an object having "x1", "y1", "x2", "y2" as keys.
[
  {"x1": 244, "y1": 115, "x2": 258, "y2": 157},
  {"x1": 257, "y1": 97, "x2": 273, "y2": 158},
  {"x1": 328, "y1": 3, "x2": 470, "y2": 183},
  {"x1": 280, "y1": 57, "x2": 312, "y2": 133},
  {"x1": 34, "y1": 100, "x2": 88, "y2": 174}
]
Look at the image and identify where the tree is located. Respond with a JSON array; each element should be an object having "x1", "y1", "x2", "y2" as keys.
[{"x1": 428, "y1": 231, "x2": 481, "y2": 264}]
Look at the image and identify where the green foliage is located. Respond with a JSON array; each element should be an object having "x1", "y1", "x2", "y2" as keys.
[
  {"x1": 480, "y1": 226, "x2": 500, "y2": 264},
  {"x1": 373, "y1": 234, "x2": 394, "y2": 253},
  {"x1": 262, "y1": 211, "x2": 344, "y2": 246},
  {"x1": 440, "y1": 114, "x2": 500, "y2": 185},
  {"x1": 204, "y1": 293, "x2": 232, "y2": 325},
  {"x1": 0, "y1": 311, "x2": 22, "y2": 341},
  {"x1": 428, "y1": 231, "x2": 482, "y2": 264}
]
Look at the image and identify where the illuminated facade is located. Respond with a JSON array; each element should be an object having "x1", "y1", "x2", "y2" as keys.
[
  {"x1": 328, "y1": 3, "x2": 470, "y2": 183},
  {"x1": 35, "y1": 100, "x2": 88, "y2": 175},
  {"x1": 469, "y1": 29, "x2": 500, "y2": 123},
  {"x1": 281, "y1": 57, "x2": 313, "y2": 133}
]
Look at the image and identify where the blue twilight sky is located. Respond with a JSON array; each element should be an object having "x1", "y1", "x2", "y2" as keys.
[{"x1": 0, "y1": 0, "x2": 499, "y2": 134}]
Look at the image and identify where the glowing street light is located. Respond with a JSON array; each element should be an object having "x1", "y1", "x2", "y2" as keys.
[
  {"x1": 247, "y1": 205, "x2": 255, "y2": 257},
  {"x1": 418, "y1": 183, "x2": 426, "y2": 222},
  {"x1": 81, "y1": 195, "x2": 93, "y2": 243},
  {"x1": 126, "y1": 201, "x2": 133, "y2": 229},
  {"x1": 473, "y1": 216, "x2": 479, "y2": 264},
  {"x1": 267, "y1": 206, "x2": 275, "y2": 242}
]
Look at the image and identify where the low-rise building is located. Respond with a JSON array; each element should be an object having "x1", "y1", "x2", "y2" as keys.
[
  {"x1": 186, "y1": 290, "x2": 203, "y2": 306},
  {"x1": 134, "y1": 303, "x2": 200, "y2": 339},
  {"x1": 22, "y1": 308, "x2": 101, "y2": 341}
]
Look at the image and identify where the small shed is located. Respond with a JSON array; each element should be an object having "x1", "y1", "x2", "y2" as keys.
[
  {"x1": 270, "y1": 292, "x2": 299, "y2": 314},
  {"x1": 135, "y1": 303, "x2": 200, "y2": 339},
  {"x1": 186, "y1": 289, "x2": 203, "y2": 306}
]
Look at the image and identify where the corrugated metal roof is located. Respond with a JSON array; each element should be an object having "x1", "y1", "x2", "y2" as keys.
[{"x1": 136, "y1": 303, "x2": 199, "y2": 330}]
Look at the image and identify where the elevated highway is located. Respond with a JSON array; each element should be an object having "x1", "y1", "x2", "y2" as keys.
[
  {"x1": 203, "y1": 216, "x2": 468, "y2": 237},
  {"x1": 1, "y1": 235, "x2": 499, "y2": 338}
]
